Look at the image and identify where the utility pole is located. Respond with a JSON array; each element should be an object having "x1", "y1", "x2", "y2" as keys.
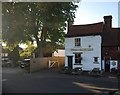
[
  {"x1": 117, "y1": 22, "x2": 120, "y2": 90},
  {"x1": 116, "y1": 1, "x2": 120, "y2": 93}
]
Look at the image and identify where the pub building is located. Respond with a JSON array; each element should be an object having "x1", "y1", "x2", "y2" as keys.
[{"x1": 65, "y1": 15, "x2": 120, "y2": 72}]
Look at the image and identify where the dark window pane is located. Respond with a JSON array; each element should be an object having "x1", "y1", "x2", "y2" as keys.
[
  {"x1": 75, "y1": 38, "x2": 81, "y2": 46},
  {"x1": 75, "y1": 53, "x2": 82, "y2": 64}
]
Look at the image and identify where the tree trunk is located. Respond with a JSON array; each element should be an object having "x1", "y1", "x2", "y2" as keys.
[
  {"x1": 38, "y1": 43, "x2": 44, "y2": 57},
  {"x1": 34, "y1": 34, "x2": 44, "y2": 57},
  {"x1": 34, "y1": 26, "x2": 48, "y2": 57}
]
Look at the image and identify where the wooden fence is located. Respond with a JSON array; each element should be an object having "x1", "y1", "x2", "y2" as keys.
[{"x1": 29, "y1": 57, "x2": 65, "y2": 73}]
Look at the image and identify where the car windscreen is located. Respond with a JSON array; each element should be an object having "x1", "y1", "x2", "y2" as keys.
[{"x1": 23, "y1": 60, "x2": 30, "y2": 63}]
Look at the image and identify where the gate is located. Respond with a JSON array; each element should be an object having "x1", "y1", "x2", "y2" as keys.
[{"x1": 48, "y1": 60, "x2": 59, "y2": 69}]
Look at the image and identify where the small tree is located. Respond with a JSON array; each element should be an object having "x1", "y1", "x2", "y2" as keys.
[{"x1": 8, "y1": 45, "x2": 20, "y2": 66}]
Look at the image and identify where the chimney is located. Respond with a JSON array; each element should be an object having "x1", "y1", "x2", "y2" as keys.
[
  {"x1": 67, "y1": 20, "x2": 73, "y2": 33},
  {"x1": 68, "y1": 20, "x2": 72, "y2": 27},
  {"x1": 103, "y1": 15, "x2": 112, "y2": 29}
]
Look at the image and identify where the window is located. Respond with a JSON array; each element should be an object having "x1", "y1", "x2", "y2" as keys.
[
  {"x1": 75, "y1": 38, "x2": 81, "y2": 46},
  {"x1": 75, "y1": 53, "x2": 82, "y2": 64},
  {"x1": 93, "y1": 57, "x2": 99, "y2": 63}
]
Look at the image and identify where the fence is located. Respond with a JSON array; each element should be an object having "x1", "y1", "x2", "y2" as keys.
[{"x1": 29, "y1": 57, "x2": 65, "y2": 73}]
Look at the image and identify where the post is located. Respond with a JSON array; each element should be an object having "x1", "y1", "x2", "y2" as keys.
[
  {"x1": 117, "y1": 2, "x2": 120, "y2": 90},
  {"x1": 117, "y1": 1, "x2": 120, "y2": 91},
  {"x1": 118, "y1": 46, "x2": 120, "y2": 90},
  {"x1": 33, "y1": 53, "x2": 35, "y2": 59},
  {"x1": 0, "y1": 2, "x2": 2, "y2": 95},
  {"x1": 48, "y1": 60, "x2": 51, "y2": 68}
]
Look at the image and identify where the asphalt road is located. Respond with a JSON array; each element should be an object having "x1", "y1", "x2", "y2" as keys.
[{"x1": 2, "y1": 67, "x2": 119, "y2": 94}]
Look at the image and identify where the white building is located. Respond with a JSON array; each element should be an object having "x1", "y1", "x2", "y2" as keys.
[
  {"x1": 65, "y1": 15, "x2": 120, "y2": 72},
  {"x1": 65, "y1": 35, "x2": 101, "y2": 71},
  {"x1": 52, "y1": 49, "x2": 65, "y2": 57}
]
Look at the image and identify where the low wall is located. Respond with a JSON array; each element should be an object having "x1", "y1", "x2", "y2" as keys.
[{"x1": 30, "y1": 57, "x2": 65, "y2": 73}]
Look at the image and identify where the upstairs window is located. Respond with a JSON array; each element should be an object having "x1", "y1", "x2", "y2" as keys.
[{"x1": 75, "y1": 38, "x2": 81, "y2": 46}]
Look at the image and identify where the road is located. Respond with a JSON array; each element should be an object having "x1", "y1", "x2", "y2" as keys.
[{"x1": 2, "y1": 67, "x2": 119, "y2": 94}]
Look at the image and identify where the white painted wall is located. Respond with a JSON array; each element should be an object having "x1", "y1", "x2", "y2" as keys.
[
  {"x1": 65, "y1": 35, "x2": 102, "y2": 71},
  {"x1": 102, "y1": 60, "x2": 105, "y2": 71},
  {"x1": 110, "y1": 60, "x2": 118, "y2": 72},
  {"x1": 102, "y1": 60, "x2": 118, "y2": 72},
  {"x1": 53, "y1": 50, "x2": 65, "y2": 57}
]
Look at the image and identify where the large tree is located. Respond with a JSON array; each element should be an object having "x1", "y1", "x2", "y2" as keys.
[{"x1": 2, "y1": 2, "x2": 78, "y2": 57}]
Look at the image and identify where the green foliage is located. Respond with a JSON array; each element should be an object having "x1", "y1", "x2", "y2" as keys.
[
  {"x1": 2, "y1": 2, "x2": 33, "y2": 44},
  {"x1": 2, "y1": 2, "x2": 78, "y2": 57},
  {"x1": 19, "y1": 43, "x2": 36, "y2": 59}
]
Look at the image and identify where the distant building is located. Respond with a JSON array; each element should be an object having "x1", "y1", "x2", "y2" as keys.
[
  {"x1": 52, "y1": 49, "x2": 65, "y2": 57},
  {"x1": 65, "y1": 15, "x2": 120, "y2": 72},
  {"x1": 2, "y1": 47, "x2": 9, "y2": 60}
]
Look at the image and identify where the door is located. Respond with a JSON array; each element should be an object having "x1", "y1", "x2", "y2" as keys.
[
  {"x1": 105, "y1": 57, "x2": 110, "y2": 72},
  {"x1": 68, "y1": 56, "x2": 73, "y2": 69}
]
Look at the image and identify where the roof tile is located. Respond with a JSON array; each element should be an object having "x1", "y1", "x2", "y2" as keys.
[{"x1": 65, "y1": 22, "x2": 103, "y2": 37}]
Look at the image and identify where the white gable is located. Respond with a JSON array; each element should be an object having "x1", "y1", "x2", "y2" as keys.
[{"x1": 65, "y1": 35, "x2": 102, "y2": 71}]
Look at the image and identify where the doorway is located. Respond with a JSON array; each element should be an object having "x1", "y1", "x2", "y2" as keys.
[
  {"x1": 67, "y1": 56, "x2": 73, "y2": 69},
  {"x1": 104, "y1": 57, "x2": 110, "y2": 72}
]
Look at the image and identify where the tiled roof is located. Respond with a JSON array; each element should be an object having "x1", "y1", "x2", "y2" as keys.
[
  {"x1": 102, "y1": 28, "x2": 120, "y2": 46},
  {"x1": 65, "y1": 22, "x2": 103, "y2": 37},
  {"x1": 65, "y1": 16, "x2": 120, "y2": 46}
]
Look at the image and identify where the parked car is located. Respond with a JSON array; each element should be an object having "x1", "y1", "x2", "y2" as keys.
[{"x1": 20, "y1": 59, "x2": 30, "y2": 68}]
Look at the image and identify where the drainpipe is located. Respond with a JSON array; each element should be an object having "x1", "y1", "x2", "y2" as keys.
[
  {"x1": 110, "y1": 57, "x2": 111, "y2": 72},
  {"x1": 101, "y1": 54, "x2": 102, "y2": 71}
]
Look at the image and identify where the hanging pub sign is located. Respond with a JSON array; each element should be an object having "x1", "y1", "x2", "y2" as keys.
[{"x1": 71, "y1": 48, "x2": 93, "y2": 51}]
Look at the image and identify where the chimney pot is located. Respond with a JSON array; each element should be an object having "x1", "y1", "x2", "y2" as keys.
[{"x1": 103, "y1": 15, "x2": 112, "y2": 29}]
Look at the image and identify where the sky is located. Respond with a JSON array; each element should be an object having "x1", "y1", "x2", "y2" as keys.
[
  {"x1": 2, "y1": 0, "x2": 120, "y2": 48},
  {"x1": 74, "y1": 0, "x2": 119, "y2": 28}
]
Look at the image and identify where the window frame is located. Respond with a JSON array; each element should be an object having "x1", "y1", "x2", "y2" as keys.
[
  {"x1": 75, "y1": 38, "x2": 81, "y2": 47},
  {"x1": 74, "y1": 53, "x2": 82, "y2": 65},
  {"x1": 93, "y1": 57, "x2": 99, "y2": 64}
]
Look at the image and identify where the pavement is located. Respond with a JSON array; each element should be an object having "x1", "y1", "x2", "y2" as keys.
[{"x1": 2, "y1": 67, "x2": 119, "y2": 94}]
